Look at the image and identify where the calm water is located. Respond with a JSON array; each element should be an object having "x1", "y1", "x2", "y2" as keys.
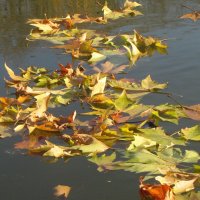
[{"x1": 1, "y1": 0, "x2": 200, "y2": 199}]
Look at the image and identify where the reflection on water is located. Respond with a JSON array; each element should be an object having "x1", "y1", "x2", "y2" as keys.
[{"x1": 1, "y1": 1, "x2": 200, "y2": 200}]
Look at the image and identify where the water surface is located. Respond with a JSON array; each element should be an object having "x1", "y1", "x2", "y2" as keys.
[{"x1": 1, "y1": 0, "x2": 200, "y2": 199}]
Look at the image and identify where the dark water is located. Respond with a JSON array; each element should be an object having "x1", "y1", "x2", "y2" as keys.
[{"x1": 1, "y1": 0, "x2": 200, "y2": 199}]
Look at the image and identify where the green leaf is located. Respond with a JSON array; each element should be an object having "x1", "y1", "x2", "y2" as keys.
[
  {"x1": 138, "y1": 128, "x2": 185, "y2": 147},
  {"x1": 72, "y1": 134, "x2": 109, "y2": 154},
  {"x1": 127, "y1": 135, "x2": 156, "y2": 150},
  {"x1": 114, "y1": 90, "x2": 134, "y2": 111},
  {"x1": 141, "y1": 75, "x2": 167, "y2": 91}
]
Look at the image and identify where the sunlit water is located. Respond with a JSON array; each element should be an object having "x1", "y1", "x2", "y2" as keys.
[{"x1": 1, "y1": 0, "x2": 200, "y2": 199}]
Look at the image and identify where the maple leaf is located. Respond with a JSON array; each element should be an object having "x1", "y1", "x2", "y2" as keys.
[{"x1": 54, "y1": 185, "x2": 71, "y2": 199}]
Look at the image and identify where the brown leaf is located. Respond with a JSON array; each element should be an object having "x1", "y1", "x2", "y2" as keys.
[{"x1": 54, "y1": 185, "x2": 71, "y2": 199}]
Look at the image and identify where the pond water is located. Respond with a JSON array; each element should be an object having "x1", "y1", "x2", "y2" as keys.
[{"x1": 1, "y1": 0, "x2": 200, "y2": 199}]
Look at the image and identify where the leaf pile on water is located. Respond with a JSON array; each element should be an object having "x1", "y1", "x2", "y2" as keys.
[{"x1": 27, "y1": 0, "x2": 142, "y2": 37}]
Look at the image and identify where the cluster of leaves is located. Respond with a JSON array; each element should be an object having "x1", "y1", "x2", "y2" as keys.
[
  {"x1": 3, "y1": 59, "x2": 200, "y2": 199},
  {"x1": 2, "y1": 1, "x2": 200, "y2": 200},
  {"x1": 27, "y1": 0, "x2": 142, "y2": 35},
  {"x1": 27, "y1": 1, "x2": 167, "y2": 65}
]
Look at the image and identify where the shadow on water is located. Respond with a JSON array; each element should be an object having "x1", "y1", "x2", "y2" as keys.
[{"x1": 1, "y1": 0, "x2": 200, "y2": 199}]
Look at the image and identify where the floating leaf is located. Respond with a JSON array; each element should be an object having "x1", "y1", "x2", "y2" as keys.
[
  {"x1": 183, "y1": 104, "x2": 200, "y2": 121},
  {"x1": 180, "y1": 12, "x2": 200, "y2": 22},
  {"x1": 91, "y1": 76, "x2": 107, "y2": 97},
  {"x1": 71, "y1": 134, "x2": 109, "y2": 154},
  {"x1": 88, "y1": 52, "x2": 106, "y2": 63},
  {"x1": 140, "y1": 177, "x2": 174, "y2": 200},
  {"x1": 181, "y1": 125, "x2": 200, "y2": 141},
  {"x1": 114, "y1": 90, "x2": 134, "y2": 111},
  {"x1": 54, "y1": 185, "x2": 71, "y2": 199},
  {"x1": 5, "y1": 63, "x2": 27, "y2": 82},
  {"x1": 156, "y1": 172, "x2": 200, "y2": 194},
  {"x1": 141, "y1": 75, "x2": 167, "y2": 91},
  {"x1": 89, "y1": 152, "x2": 117, "y2": 172}
]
